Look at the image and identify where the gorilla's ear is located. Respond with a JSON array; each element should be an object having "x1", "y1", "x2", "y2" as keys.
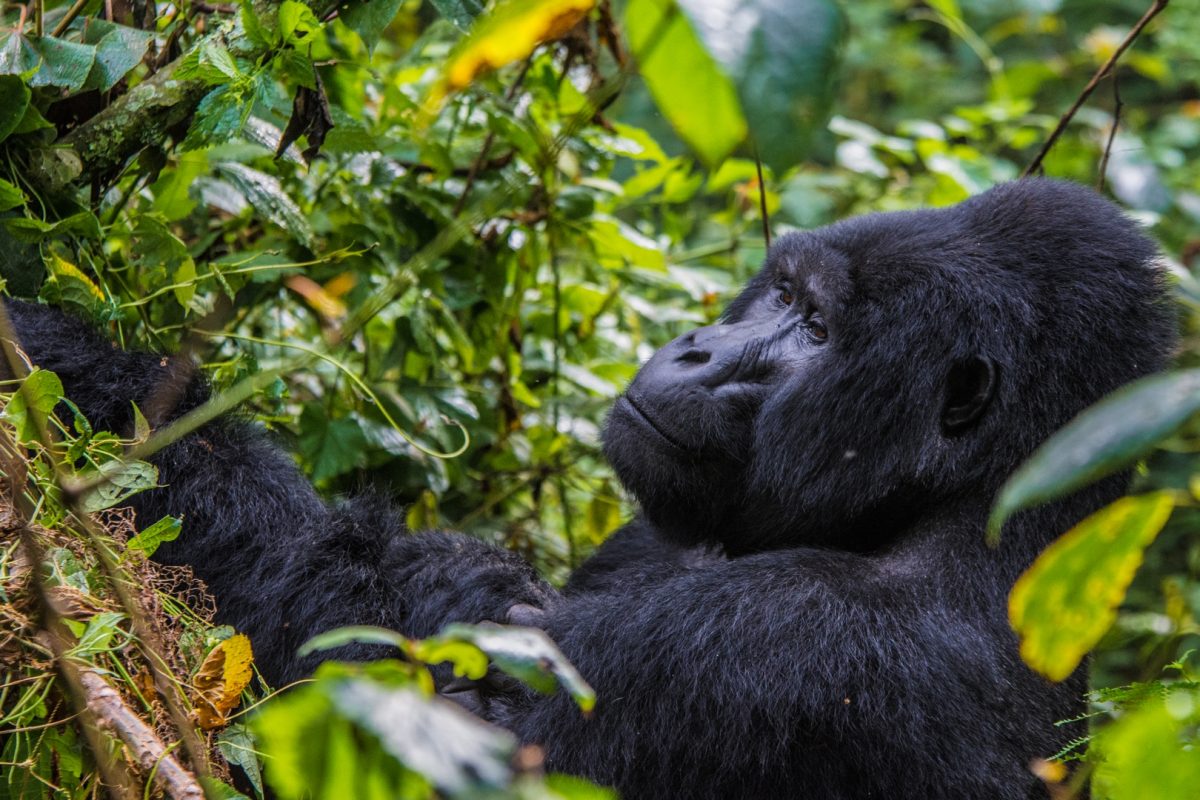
[{"x1": 942, "y1": 357, "x2": 997, "y2": 435}]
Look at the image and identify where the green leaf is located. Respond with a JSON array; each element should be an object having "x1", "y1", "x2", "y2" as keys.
[
  {"x1": 1092, "y1": 698, "x2": 1200, "y2": 800},
  {"x1": 339, "y1": 0, "x2": 405, "y2": 54},
  {"x1": 80, "y1": 460, "x2": 159, "y2": 512},
  {"x1": 132, "y1": 216, "x2": 197, "y2": 310},
  {"x1": 428, "y1": 0, "x2": 484, "y2": 31},
  {"x1": 217, "y1": 724, "x2": 264, "y2": 798},
  {"x1": 298, "y1": 407, "x2": 367, "y2": 481},
  {"x1": 624, "y1": 0, "x2": 747, "y2": 167},
  {"x1": 38, "y1": 252, "x2": 107, "y2": 319},
  {"x1": 0, "y1": 178, "x2": 24, "y2": 211},
  {"x1": 330, "y1": 681, "x2": 515, "y2": 791},
  {"x1": 175, "y1": 40, "x2": 241, "y2": 85},
  {"x1": 125, "y1": 515, "x2": 182, "y2": 557},
  {"x1": 279, "y1": 0, "x2": 322, "y2": 47},
  {"x1": 437, "y1": 623, "x2": 596, "y2": 712},
  {"x1": 82, "y1": 22, "x2": 153, "y2": 92},
  {"x1": 1009, "y1": 491, "x2": 1174, "y2": 682},
  {"x1": 216, "y1": 161, "x2": 314, "y2": 247},
  {"x1": 677, "y1": 0, "x2": 844, "y2": 171},
  {"x1": 68, "y1": 611, "x2": 127, "y2": 657},
  {"x1": 27, "y1": 36, "x2": 98, "y2": 92},
  {"x1": 5, "y1": 210, "x2": 101, "y2": 243},
  {"x1": 3, "y1": 369, "x2": 63, "y2": 443},
  {"x1": 298, "y1": 625, "x2": 408, "y2": 658},
  {"x1": 989, "y1": 370, "x2": 1200, "y2": 542},
  {"x1": 0, "y1": 74, "x2": 31, "y2": 143}
]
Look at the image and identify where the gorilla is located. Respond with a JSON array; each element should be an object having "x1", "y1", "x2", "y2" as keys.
[{"x1": 4, "y1": 178, "x2": 1175, "y2": 799}]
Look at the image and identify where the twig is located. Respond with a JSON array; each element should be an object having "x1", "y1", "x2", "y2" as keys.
[
  {"x1": 78, "y1": 671, "x2": 204, "y2": 800},
  {"x1": 453, "y1": 58, "x2": 533, "y2": 217},
  {"x1": 50, "y1": 0, "x2": 91, "y2": 38},
  {"x1": 1022, "y1": 0, "x2": 1168, "y2": 177},
  {"x1": 1097, "y1": 71, "x2": 1123, "y2": 192},
  {"x1": 752, "y1": 142, "x2": 770, "y2": 248}
]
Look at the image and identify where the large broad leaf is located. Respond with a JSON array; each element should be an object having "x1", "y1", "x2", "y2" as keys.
[
  {"x1": 298, "y1": 406, "x2": 367, "y2": 481},
  {"x1": 1009, "y1": 491, "x2": 1174, "y2": 682},
  {"x1": 81, "y1": 20, "x2": 153, "y2": 93},
  {"x1": 429, "y1": 0, "x2": 485, "y2": 31},
  {"x1": 215, "y1": 161, "x2": 314, "y2": 247},
  {"x1": 439, "y1": 0, "x2": 594, "y2": 95},
  {"x1": 340, "y1": 0, "x2": 405, "y2": 54},
  {"x1": 624, "y1": 0, "x2": 746, "y2": 168},
  {"x1": 331, "y1": 681, "x2": 515, "y2": 792},
  {"x1": 0, "y1": 33, "x2": 96, "y2": 92},
  {"x1": 3, "y1": 369, "x2": 63, "y2": 443},
  {"x1": 677, "y1": 0, "x2": 843, "y2": 171},
  {"x1": 1092, "y1": 699, "x2": 1200, "y2": 800},
  {"x1": 989, "y1": 369, "x2": 1200, "y2": 542}
]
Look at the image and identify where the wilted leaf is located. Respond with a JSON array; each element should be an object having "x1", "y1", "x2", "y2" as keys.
[
  {"x1": 3, "y1": 369, "x2": 63, "y2": 443},
  {"x1": 1009, "y1": 491, "x2": 1174, "y2": 682},
  {"x1": 125, "y1": 516, "x2": 182, "y2": 558},
  {"x1": 438, "y1": 0, "x2": 594, "y2": 96},
  {"x1": 989, "y1": 369, "x2": 1200, "y2": 542},
  {"x1": 193, "y1": 634, "x2": 255, "y2": 730},
  {"x1": 624, "y1": 0, "x2": 747, "y2": 167},
  {"x1": 278, "y1": 73, "x2": 334, "y2": 162},
  {"x1": 437, "y1": 623, "x2": 595, "y2": 712}
]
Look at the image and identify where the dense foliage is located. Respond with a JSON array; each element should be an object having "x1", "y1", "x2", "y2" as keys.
[{"x1": 1, "y1": 0, "x2": 1199, "y2": 797}]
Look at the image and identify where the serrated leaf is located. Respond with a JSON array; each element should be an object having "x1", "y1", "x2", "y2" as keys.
[
  {"x1": 125, "y1": 515, "x2": 182, "y2": 558},
  {"x1": 438, "y1": 0, "x2": 594, "y2": 97},
  {"x1": 279, "y1": 0, "x2": 322, "y2": 46},
  {"x1": 298, "y1": 406, "x2": 366, "y2": 481},
  {"x1": 0, "y1": 75, "x2": 31, "y2": 143},
  {"x1": 428, "y1": 0, "x2": 484, "y2": 31},
  {"x1": 38, "y1": 252, "x2": 106, "y2": 319},
  {"x1": 3, "y1": 369, "x2": 63, "y2": 443},
  {"x1": 677, "y1": 0, "x2": 843, "y2": 170},
  {"x1": 216, "y1": 161, "x2": 314, "y2": 247},
  {"x1": 624, "y1": 0, "x2": 747, "y2": 167},
  {"x1": 340, "y1": 0, "x2": 405, "y2": 54},
  {"x1": 437, "y1": 623, "x2": 595, "y2": 712},
  {"x1": 175, "y1": 40, "x2": 241, "y2": 85},
  {"x1": 1009, "y1": 492, "x2": 1174, "y2": 682},
  {"x1": 989, "y1": 370, "x2": 1200, "y2": 542}
]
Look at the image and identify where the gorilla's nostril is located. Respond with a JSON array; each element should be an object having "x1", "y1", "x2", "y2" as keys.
[{"x1": 676, "y1": 349, "x2": 711, "y2": 365}]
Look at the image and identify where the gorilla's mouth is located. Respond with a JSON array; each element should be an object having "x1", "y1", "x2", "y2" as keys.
[{"x1": 618, "y1": 394, "x2": 691, "y2": 453}]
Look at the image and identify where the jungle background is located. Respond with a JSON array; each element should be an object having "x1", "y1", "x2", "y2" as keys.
[{"x1": 1, "y1": 0, "x2": 1199, "y2": 797}]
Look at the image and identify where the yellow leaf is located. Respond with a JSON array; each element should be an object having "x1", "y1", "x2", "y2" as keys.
[
  {"x1": 191, "y1": 633, "x2": 254, "y2": 730},
  {"x1": 285, "y1": 275, "x2": 347, "y2": 321},
  {"x1": 1009, "y1": 492, "x2": 1174, "y2": 682},
  {"x1": 437, "y1": 0, "x2": 593, "y2": 100}
]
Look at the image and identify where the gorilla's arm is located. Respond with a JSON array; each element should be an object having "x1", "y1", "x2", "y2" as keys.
[
  {"x1": 3, "y1": 300, "x2": 553, "y2": 685},
  {"x1": 563, "y1": 518, "x2": 721, "y2": 595},
  {"x1": 498, "y1": 548, "x2": 1058, "y2": 800}
]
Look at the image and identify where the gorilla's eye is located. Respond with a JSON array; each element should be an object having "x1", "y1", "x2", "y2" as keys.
[
  {"x1": 807, "y1": 314, "x2": 828, "y2": 342},
  {"x1": 776, "y1": 286, "x2": 795, "y2": 306}
]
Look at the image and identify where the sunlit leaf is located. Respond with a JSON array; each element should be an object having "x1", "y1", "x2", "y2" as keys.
[
  {"x1": 2, "y1": 368, "x2": 63, "y2": 443},
  {"x1": 439, "y1": 0, "x2": 594, "y2": 95},
  {"x1": 989, "y1": 370, "x2": 1200, "y2": 542},
  {"x1": 1092, "y1": 698, "x2": 1200, "y2": 800},
  {"x1": 125, "y1": 516, "x2": 182, "y2": 558},
  {"x1": 624, "y1": 0, "x2": 747, "y2": 167},
  {"x1": 1009, "y1": 491, "x2": 1175, "y2": 682}
]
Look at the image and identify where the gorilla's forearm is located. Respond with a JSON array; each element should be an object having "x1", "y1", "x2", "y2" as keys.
[
  {"x1": 4, "y1": 300, "x2": 553, "y2": 685},
  {"x1": 497, "y1": 548, "x2": 1071, "y2": 800}
]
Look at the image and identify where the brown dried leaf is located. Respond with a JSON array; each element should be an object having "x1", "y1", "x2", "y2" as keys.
[{"x1": 191, "y1": 633, "x2": 254, "y2": 730}]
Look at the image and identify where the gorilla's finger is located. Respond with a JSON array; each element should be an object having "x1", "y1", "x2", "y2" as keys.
[{"x1": 506, "y1": 603, "x2": 547, "y2": 627}]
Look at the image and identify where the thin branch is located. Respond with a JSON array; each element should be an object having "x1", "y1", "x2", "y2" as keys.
[
  {"x1": 49, "y1": 0, "x2": 90, "y2": 37},
  {"x1": 1022, "y1": 0, "x2": 1167, "y2": 178},
  {"x1": 752, "y1": 142, "x2": 770, "y2": 248},
  {"x1": 1097, "y1": 71, "x2": 1123, "y2": 192},
  {"x1": 78, "y1": 671, "x2": 204, "y2": 800}
]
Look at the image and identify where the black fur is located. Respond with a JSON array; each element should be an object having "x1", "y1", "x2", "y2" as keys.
[{"x1": 5, "y1": 179, "x2": 1176, "y2": 798}]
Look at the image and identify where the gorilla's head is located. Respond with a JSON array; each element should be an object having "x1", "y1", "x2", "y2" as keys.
[{"x1": 602, "y1": 179, "x2": 1175, "y2": 555}]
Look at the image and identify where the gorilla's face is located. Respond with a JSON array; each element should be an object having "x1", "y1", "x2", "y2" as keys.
[
  {"x1": 602, "y1": 180, "x2": 1173, "y2": 555},
  {"x1": 603, "y1": 229, "x2": 955, "y2": 553}
]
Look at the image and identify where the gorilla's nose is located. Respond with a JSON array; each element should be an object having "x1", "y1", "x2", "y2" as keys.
[{"x1": 637, "y1": 323, "x2": 768, "y2": 394}]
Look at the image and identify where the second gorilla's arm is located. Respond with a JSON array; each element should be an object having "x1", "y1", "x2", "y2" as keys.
[{"x1": 5, "y1": 300, "x2": 554, "y2": 685}]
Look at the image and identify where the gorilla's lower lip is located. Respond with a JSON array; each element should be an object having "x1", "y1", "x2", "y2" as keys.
[{"x1": 618, "y1": 395, "x2": 692, "y2": 453}]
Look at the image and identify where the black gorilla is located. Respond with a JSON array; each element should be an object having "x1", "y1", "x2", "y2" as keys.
[{"x1": 5, "y1": 179, "x2": 1175, "y2": 799}]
